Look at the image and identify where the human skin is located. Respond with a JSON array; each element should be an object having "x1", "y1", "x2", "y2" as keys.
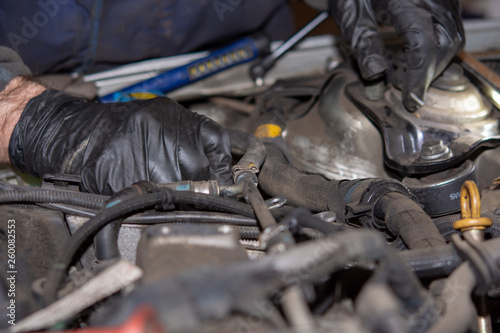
[{"x1": 0, "y1": 77, "x2": 46, "y2": 164}]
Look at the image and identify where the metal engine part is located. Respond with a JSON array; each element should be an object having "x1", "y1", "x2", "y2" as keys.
[
  {"x1": 0, "y1": 206, "x2": 69, "y2": 327},
  {"x1": 345, "y1": 61, "x2": 500, "y2": 175},
  {"x1": 283, "y1": 68, "x2": 388, "y2": 180},
  {"x1": 402, "y1": 160, "x2": 479, "y2": 217},
  {"x1": 136, "y1": 224, "x2": 248, "y2": 283},
  {"x1": 3, "y1": 22, "x2": 500, "y2": 333}
]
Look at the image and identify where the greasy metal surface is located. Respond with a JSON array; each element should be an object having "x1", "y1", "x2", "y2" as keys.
[
  {"x1": 136, "y1": 224, "x2": 247, "y2": 283},
  {"x1": 284, "y1": 69, "x2": 388, "y2": 180},
  {"x1": 411, "y1": 84, "x2": 491, "y2": 124},
  {"x1": 345, "y1": 70, "x2": 500, "y2": 175}
]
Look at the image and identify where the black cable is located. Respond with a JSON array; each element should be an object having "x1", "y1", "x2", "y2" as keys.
[
  {"x1": 43, "y1": 190, "x2": 172, "y2": 305},
  {"x1": 434, "y1": 213, "x2": 500, "y2": 241},
  {"x1": 400, "y1": 244, "x2": 462, "y2": 279},
  {"x1": 95, "y1": 184, "x2": 153, "y2": 262},
  {"x1": 37, "y1": 203, "x2": 96, "y2": 217},
  {"x1": 286, "y1": 208, "x2": 346, "y2": 235},
  {"x1": 37, "y1": 203, "x2": 259, "y2": 227},
  {"x1": 286, "y1": 73, "x2": 338, "y2": 120},
  {"x1": 125, "y1": 211, "x2": 257, "y2": 226},
  {"x1": 43, "y1": 188, "x2": 258, "y2": 305},
  {"x1": 171, "y1": 191, "x2": 255, "y2": 217},
  {"x1": 0, "y1": 189, "x2": 106, "y2": 210}
]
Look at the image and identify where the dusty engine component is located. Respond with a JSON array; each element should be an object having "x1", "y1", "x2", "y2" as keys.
[
  {"x1": 282, "y1": 68, "x2": 388, "y2": 180},
  {"x1": 2, "y1": 23, "x2": 500, "y2": 333},
  {"x1": 136, "y1": 224, "x2": 248, "y2": 283},
  {"x1": 346, "y1": 61, "x2": 500, "y2": 175},
  {"x1": 0, "y1": 205, "x2": 69, "y2": 326}
]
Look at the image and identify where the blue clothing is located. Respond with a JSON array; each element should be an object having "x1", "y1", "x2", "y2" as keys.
[{"x1": 0, "y1": 0, "x2": 293, "y2": 74}]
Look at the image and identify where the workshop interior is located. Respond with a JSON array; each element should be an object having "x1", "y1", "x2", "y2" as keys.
[{"x1": 2, "y1": 1, "x2": 500, "y2": 332}]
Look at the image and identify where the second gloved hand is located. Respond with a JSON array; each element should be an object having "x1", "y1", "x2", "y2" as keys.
[
  {"x1": 9, "y1": 90, "x2": 233, "y2": 194},
  {"x1": 327, "y1": 0, "x2": 464, "y2": 111}
]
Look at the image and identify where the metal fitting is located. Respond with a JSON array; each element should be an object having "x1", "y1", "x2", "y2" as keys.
[
  {"x1": 420, "y1": 139, "x2": 452, "y2": 161},
  {"x1": 453, "y1": 180, "x2": 492, "y2": 233}
]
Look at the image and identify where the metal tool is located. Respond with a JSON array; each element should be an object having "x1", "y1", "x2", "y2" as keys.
[
  {"x1": 249, "y1": 11, "x2": 329, "y2": 85},
  {"x1": 453, "y1": 180, "x2": 493, "y2": 333},
  {"x1": 99, "y1": 35, "x2": 270, "y2": 103}
]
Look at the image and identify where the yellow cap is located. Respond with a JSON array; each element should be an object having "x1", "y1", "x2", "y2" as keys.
[{"x1": 254, "y1": 124, "x2": 283, "y2": 139}]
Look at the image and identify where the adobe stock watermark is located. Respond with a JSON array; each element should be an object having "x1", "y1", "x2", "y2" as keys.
[
  {"x1": 213, "y1": 0, "x2": 243, "y2": 21},
  {"x1": 7, "y1": 0, "x2": 70, "y2": 52}
]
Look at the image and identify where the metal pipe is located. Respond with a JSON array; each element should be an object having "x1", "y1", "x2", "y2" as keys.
[
  {"x1": 242, "y1": 178, "x2": 277, "y2": 230},
  {"x1": 240, "y1": 179, "x2": 316, "y2": 330},
  {"x1": 453, "y1": 180, "x2": 493, "y2": 333}
]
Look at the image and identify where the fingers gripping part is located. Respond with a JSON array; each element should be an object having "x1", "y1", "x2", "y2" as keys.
[
  {"x1": 329, "y1": 0, "x2": 387, "y2": 80},
  {"x1": 200, "y1": 119, "x2": 233, "y2": 186},
  {"x1": 329, "y1": 0, "x2": 464, "y2": 111},
  {"x1": 10, "y1": 91, "x2": 233, "y2": 195}
]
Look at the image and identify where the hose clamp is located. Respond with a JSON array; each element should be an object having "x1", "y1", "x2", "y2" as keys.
[{"x1": 343, "y1": 179, "x2": 417, "y2": 231}]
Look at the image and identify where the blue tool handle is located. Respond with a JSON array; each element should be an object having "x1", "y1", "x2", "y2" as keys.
[{"x1": 99, "y1": 36, "x2": 268, "y2": 103}]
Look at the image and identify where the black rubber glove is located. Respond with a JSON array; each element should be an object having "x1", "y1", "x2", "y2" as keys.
[
  {"x1": 9, "y1": 89, "x2": 233, "y2": 194},
  {"x1": 0, "y1": 46, "x2": 32, "y2": 92},
  {"x1": 328, "y1": 0, "x2": 464, "y2": 111}
]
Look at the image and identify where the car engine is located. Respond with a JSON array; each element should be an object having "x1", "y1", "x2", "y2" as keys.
[{"x1": 2, "y1": 21, "x2": 500, "y2": 333}]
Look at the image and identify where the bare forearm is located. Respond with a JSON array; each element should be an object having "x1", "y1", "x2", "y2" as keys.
[{"x1": 0, "y1": 77, "x2": 46, "y2": 164}]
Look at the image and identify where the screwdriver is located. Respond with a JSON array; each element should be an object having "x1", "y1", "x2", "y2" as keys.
[
  {"x1": 249, "y1": 11, "x2": 329, "y2": 86},
  {"x1": 99, "y1": 35, "x2": 270, "y2": 103}
]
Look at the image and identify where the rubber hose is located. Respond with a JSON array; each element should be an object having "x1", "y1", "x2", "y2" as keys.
[
  {"x1": 434, "y1": 213, "x2": 500, "y2": 241},
  {"x1": 44, "y1": 189, "x2": 258, "y2": 305},
  {"x1": 38, "y1": 203, "x2": 258, "y2": 226},
  {"x1": 399, "y1": 244, "x2": 462, "y2": 279},
  {"x1": 125, "y1": 211, "x2": 257, "y2": 226},
  {"x1": 0, "y1": 182, "x2": 109, "y2": 202},
  {"x1": 43, "y1": 190, "x2": 173, "y2": 305},
  {"x1": 0, "y1": 189, "x2": 106, "y2": 210},
  {"x1": 382, "y1": 248, "x2": 431, "y2": 313},
  {"x1": 171, "y1": 191, "x2": 255, "y2": 217},
  {"x1": 375, "y1": 193, "x2": 446, "y2": 249},
  {"x1": 259, "y1": 145, "x2": 332, "y2": 212},
  {"x1": 283, "y1": 208, "x2": 346, "y2": 235},
  {"x1": 357, "y1": 246, "x2": 432, "y2": 322},
  {"x1": 95, "y1": 184, "x2": 150, "y2": 261},
  {"x1": 227, "y1": 129, "x2": 267, "y2": 170},
  {"x1": 402, "y1": 236, "x2": 500, "y2": 279},
  {"x1": 259, "y1": 145, "x2": 445, "y2": 249}
]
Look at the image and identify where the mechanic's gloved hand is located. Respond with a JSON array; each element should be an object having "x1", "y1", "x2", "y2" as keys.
[
  {"x1": 327, "y1": 0, "x2": 464, "y2": 111},
  {"x1": 0, "y1": 46, "x2": 32, "y2": 92},
  {"x1": 9, "y1": 90, "x2": 233, "y2": 194}
]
